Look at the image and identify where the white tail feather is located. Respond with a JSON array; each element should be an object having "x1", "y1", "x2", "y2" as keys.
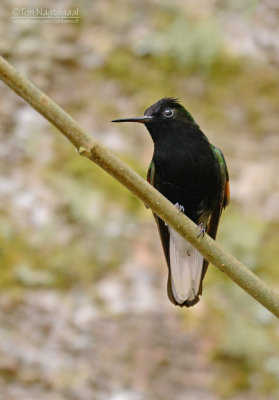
[{"x1": 169, "y1": 227, "x2": 204, "y2": 304}]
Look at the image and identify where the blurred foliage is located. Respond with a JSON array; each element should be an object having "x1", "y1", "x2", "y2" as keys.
[{"x1": 134, "y1": 16, "x2": 225, "y2": 70}]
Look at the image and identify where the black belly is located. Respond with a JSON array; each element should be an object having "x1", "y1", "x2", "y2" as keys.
[
  {"x1": 152, "y1": 133, "x2": 222, "y2": 224},
  {"x1": 154, "y1": 164, "x2": 220, "y2": 224}
]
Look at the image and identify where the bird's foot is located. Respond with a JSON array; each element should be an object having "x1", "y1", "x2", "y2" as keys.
[
  {"x1": 197, "y1": 223, "x2": 206, "y2": 238},
  {"x1": 165, "y1": 203, "x2": 185, "y2": 226},
  {"x1": 174, "y1": 203, "x2": 185, "y2": 215}
]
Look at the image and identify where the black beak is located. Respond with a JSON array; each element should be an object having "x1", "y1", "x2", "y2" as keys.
[{"x1": 111, "y1": 116, "x2": 152, "y2": 124}]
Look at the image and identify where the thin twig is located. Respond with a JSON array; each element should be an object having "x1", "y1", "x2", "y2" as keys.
[{"x1": 0, "y1": 55, "x2": 278, "y2": 317}]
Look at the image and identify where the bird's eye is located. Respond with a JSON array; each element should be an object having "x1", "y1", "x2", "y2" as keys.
[{"x1": 163, "y1": 108, "x2": 174, "y2": 117}]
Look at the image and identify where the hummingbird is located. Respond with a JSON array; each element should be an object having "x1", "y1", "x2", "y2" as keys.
[{"x1": 112, "y1": 98, "x2": 230, "y2": 307}]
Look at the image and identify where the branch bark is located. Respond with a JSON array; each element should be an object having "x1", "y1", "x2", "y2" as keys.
[{"x1": 1, "y1": 55, "x2": 278, "y2": 317}]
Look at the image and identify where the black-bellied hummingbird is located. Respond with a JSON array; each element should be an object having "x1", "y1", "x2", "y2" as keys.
[{"x1": 112, "y1": 98, "x2": 230, "y2": 307}]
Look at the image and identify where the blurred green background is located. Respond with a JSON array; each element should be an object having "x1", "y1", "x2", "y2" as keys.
[{"x1": 0, "y1": 1, "x2": 279, "y2": 399}]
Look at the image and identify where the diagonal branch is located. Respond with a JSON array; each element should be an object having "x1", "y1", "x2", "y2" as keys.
[{"x1": 0, "y1": 55, "x2": 278, "y2": 317}]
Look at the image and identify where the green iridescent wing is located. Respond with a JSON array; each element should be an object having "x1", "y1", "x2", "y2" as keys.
[
  {"x1": 211, "y1": 145, "x2": 230, "y2": 209},
  {"x1": 207, "y1": 145, "x2": 230, "y2": 241}
]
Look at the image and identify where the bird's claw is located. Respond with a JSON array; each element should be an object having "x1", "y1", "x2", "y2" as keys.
[
  {"x1": 174, "y1": 203, "x2": 185, "y2": 215},
  {"x1": 165, "y1": 203, "x2": 184, "y2": 226},
  {"x1": 197, "y1": 223, "x2": 206, "y2": 238}
]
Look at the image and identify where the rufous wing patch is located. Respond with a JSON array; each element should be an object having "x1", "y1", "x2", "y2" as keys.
[{"x1": 224, "y1": 179, "x2": 230, "y2": 208}]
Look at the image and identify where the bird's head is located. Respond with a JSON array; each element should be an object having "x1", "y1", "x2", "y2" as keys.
[{"x1": 112, "y1": 97, "x2": 198, "y2": 142}]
